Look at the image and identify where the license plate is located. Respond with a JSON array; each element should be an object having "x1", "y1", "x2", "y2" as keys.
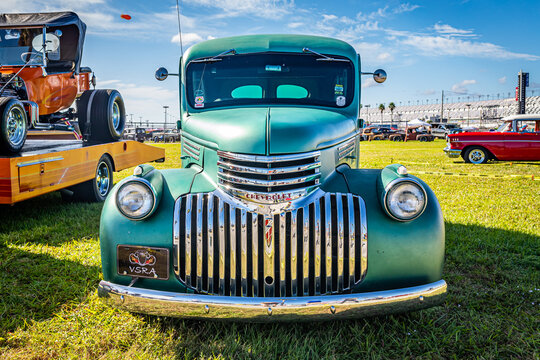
[{"x1": 117, "y1": 245, "x2": 169, "y2": 280}]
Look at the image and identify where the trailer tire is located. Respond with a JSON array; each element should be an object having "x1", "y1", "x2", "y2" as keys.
[
  {"x1": 78, "y1": 89, "x2": 126, "y2": 142},
  {"x1": 67, "y1": 155, "x2": 114, "y2": 202},
  {"x1": 0, "y1": 98, "x2": 28, "y2": 154}
]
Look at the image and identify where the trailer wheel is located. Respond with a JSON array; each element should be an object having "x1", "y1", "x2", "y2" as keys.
[
  {"x1": 0, "y1": 98, "x2": 28, "y2": 154},
  {"x1": 78, "y1": 89, "x2": 126, "y2": 142},
  {"x1": 65, "y1": 155, "x2": 114, "y2": 202}
]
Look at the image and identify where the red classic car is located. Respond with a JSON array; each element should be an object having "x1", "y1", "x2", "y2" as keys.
[{"x1": 444, "y1": 114, "x2": 540, "y2": 164}]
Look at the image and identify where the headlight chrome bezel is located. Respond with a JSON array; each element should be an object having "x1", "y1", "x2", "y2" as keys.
[
  {"x1": 116, "y1": 178, "x2": 157, "y2": 220},
  {"x1": 383, "y1": 178, "x2": 428, "y2": 221}
]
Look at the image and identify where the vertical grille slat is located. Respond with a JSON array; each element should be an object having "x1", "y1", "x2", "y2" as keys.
[
  {"x1": 218, "y1": 199, "x2": 226, "y2": 295},
  {"x1": 279, "y1": 213, "x2": 287, "y2": 297},
  {"x1": 196, "y1": 194, "x2": 204, "y2": 291},
  {"x1": 240, "y1": 209, "x2": 248, "y2": 297},
  {"x1": 251, "y1": 213, "x2": 259, "y2": 297},
  {"x1": 336, "y1": 194, "x2": 344, "y2": 293},
  {"x1": 185, "y1": 195, "x2": 193, "y2": 287},
  {"x1": 290, "y1": 209, "x2": 298, "y2": 296},
  {"x1": 302, "y1": 206, "x2": 310, "y2": 296},
  {"x1": 324, "y1": 193, "x2": 333, "y2": 294},
  {"x1": 229, "y1": 205, "x2": 237, "y2": 296},
  {"x1": 263, "y1": 215, "x2": 274, "y2": 297},
  {"x1": 347, "y1": 193, "x2": 356, "y2": 290},
  {"x1": 175, "y1": 191, "x2": 366, "y2": 297},
  {"x1": 314, "y1": 200, "x2": 321, "y2": 295}
]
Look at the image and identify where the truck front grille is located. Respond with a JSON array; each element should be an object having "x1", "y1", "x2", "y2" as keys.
[
  {"x1": 173, "y1": 191, "x2": 367, "y2": 297},
  {"x1": 217, "y1": 151, "x2": 321, "y2": 203}
]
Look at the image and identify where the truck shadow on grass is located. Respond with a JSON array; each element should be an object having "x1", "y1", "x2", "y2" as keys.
[
  {"x1": 0, "y1": 192, "x2": 102, "y2": 336},
  {"x1": 152, "y1": 222, "x2": 539, "y2": 359},
  {"x1": 0, "y1": 192, "x2": 102, "y2": 246},
  {"x1": 0, "y1": 246, "x2": 101, "y2": 337}
]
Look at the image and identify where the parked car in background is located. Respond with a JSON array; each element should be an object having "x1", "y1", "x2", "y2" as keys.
[
  {"x1": 98, "y1": 34, "x2": 446, "y2": 321},
  {"x1": 431, "y1": 123, "x2": 462, "y2": 139},
  {"x1": 444, "y1": 114, "x2": 540, "y2": 163},
  {"x1": 371, "y1": 127, "x2": 397, "y2": 140},
  {"x1": 389, "y1": 125, "x2": 434, "y2": 142}
]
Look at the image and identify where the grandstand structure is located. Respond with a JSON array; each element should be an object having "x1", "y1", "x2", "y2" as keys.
[{"x1": 362, "y1": 95, "x2": 540, "y2": 128}]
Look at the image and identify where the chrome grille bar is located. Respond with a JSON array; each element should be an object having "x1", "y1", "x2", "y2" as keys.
[
  {"x1": 217, "y1": 151, "x2": 321, "y2": 205},
  {"x1": 174, "y1": 191, "x2": 367, "y2": 297}
]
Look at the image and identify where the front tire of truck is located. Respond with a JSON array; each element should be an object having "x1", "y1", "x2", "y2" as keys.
[
  {"x1": 78, "y1": 89, "x2": 126, "y2": 142},
  {"x1": 64, "y1": 155, "x2": 114, "y2": 202},
  {"x1": 0, "y1": 98, "x2": 28, "y2": 154}
]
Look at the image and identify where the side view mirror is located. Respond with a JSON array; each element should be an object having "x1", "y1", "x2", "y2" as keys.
[
  {"x1": 155, "y1": 67, "x2": 169, "y2": 81},
  {"x1": 372, "y1": 69, "x2": 387, "y2": 83},
  {"x1": 360, "y1": 68, "x2": 387, "y2": 84}
]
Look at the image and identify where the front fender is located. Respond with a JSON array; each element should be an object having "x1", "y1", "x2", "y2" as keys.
[
  {"x1": 99, "y1": 167, "x2": 200, "y2": 292},
  {"x1": 323, "y1": 164, "x2": 445, "y2": 292}
]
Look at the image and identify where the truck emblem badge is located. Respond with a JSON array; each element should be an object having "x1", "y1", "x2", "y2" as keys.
[
  {"x1": 129, "y1": 250, "x2": 156, "y2": 267},
  {"x1": 264, "y1": 217, "x2": 273, "y2": 247}
]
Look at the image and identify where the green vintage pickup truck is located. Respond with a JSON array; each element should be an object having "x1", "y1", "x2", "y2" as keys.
[{"x1": 97, "y1": 34, "x2": 447, "y2": 321}]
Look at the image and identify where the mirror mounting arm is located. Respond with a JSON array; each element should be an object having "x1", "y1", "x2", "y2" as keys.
[
  {"x1": 361, "y1": 69, "x2": 387, "y2": 84},
  {"x1": 41, "y1": 26, "x2": 47, "y2": 68}
]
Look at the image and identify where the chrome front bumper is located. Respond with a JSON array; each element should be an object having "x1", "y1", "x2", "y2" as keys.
[
  {"x1": 98, "y1": 279, "x2": 447, "y2": 321},
  {"x1": 443, "y1": 146, "x2": 461, "y2": 158}
]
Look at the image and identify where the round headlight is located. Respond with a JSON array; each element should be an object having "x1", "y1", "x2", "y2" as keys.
[
  {"x1": 116, "y1": 180, "x2": 155, "y2": 220},
  {"x1": 385, "y1": 180, "x2": 427, "y2": 221}
]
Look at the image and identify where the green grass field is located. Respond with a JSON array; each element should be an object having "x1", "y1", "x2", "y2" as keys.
[{"x1": 0, "y1": 140, "x2": 538, "y2": 359}]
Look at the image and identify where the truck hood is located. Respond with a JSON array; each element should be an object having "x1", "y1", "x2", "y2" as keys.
[{"x1": 183, "y1": 107, "x2": 356, "y2": 155}]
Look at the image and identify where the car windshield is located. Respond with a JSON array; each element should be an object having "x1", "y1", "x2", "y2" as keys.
[
  {"x1": 495, "y1": 121, "x2": 513, "y2": 132},
  {"x1": 185, "y1": 52, "x2": 354, "y2": 110},
  {"x1": 0, "y1": 28, "x2": 46, "y2": 65}
]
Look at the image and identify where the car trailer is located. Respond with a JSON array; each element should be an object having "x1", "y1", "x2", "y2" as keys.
[{"x1": 0, "y1": 137, "x2": 165, "y2": 204}]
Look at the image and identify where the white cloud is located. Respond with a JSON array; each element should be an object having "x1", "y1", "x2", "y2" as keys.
[
  {"x1": 97, "y1": 79, "x2": 121, "y2": 86},
  {"x1": 433, "y1": 23, "x2": 475, "y2": 37},
  {"x1": 498, "y1": 76, "x2": 507, "y2": 84},
  {"x1": 451, "y1": 79, "x2": 477, "y2": 94},
  {"x1": 362, "y1": 78, "x2": 379, "y2": 88},
  {"x1": 356, "y1": 3, "x2": 419, "y2": 21},
  {"x1": 182, "y1": 0, "x2": 294, "y2": 18},
  {"x1": 394, "y1": 3, "x2": 420, "y2": 14},
  {"x1": 288, "y1": 22, "x2": 304, "y2": 29},
  {"x1": 171, "y1": 32, "x2": 204, "y2": 46},
  {"x1": 400, "y1": 34, "x2": 540, "y2": 60}
]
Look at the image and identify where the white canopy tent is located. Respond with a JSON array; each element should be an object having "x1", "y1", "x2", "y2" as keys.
[{"x1": 406, "y1": 119, "x2": 431, "y2": 127}]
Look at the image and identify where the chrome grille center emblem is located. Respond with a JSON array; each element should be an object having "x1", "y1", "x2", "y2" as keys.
[{"x1": 264, "y1": 217, "x2": 273, "y2": 247}]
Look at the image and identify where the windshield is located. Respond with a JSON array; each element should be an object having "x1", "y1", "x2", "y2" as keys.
[
  {"x1": 496, "y1": 121, "x2": 513, "y2": 132},
  {"x1": 186, "y1": 52, "x2": 354, "y2": 110},
  {"x1": 0, "y1": 28, "x2": 46, "y2": 65}
]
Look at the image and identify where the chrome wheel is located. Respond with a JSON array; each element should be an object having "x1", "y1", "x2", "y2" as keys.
[
  {"x1": 7, "y1": 106, "x2": 26, "y2": 147},
  {"x1": 468, "y1": 148, "x2": 486, "y2": 164},
  {"x1": 112, "y1": 101, "x2": 121, "y2": 131},
  {"x1": 96, "y1": 161, "x2": 111, "y2": 197}
]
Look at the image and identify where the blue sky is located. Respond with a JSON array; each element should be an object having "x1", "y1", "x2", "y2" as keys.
[{"x1": 3, "y1": 0, "x2": 539, "y2": 124}]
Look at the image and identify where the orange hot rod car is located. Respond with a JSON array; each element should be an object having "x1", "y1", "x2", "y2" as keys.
[{"x1": 0, "y1": 11, "x2": 126, "y2": 154}]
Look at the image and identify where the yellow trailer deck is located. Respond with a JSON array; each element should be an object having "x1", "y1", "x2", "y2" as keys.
[{"x1": 0, "y1": 140, "x2": 164, "y2": 204}]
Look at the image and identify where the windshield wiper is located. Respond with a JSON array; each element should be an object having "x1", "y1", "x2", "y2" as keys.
[
  {"x1": 302, "y1": 47, "x2": 350, "y2": 62},
  {"x1": 191, "y1": 48, "x2": 237, "y2": 63}
]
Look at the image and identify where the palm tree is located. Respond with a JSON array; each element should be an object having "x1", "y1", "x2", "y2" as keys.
[
  {"x1": 378, "y1": 103, "x2": 385, "y2": 122},
  {"x1": 388, "y1": 102, "x2": 395, "y2": 124}
]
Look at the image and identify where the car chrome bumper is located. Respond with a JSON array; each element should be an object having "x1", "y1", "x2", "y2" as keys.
[
  {"x1": 443, "y1": 146, "x2": 461, "y2": 158},
  {"x1": 98, "y1": 279, "x2": 447, "y2": 321}
]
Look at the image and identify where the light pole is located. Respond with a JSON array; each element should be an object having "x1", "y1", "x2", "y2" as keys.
[
  {"x1": 129, "y1": 113, "x2": 134, "y2": 127},
  {"x1": 466, "y1": 104, "x2": 471, "y2": 127},
  {"x1": 163, "y1": 105, "x2": 169, "y2": 129},
  {"x1": 365, "y1": 104, "x2": 370, "y2": 124}
]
